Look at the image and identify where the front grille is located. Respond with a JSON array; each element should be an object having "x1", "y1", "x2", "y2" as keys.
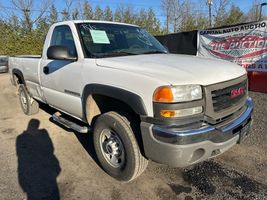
[{"x1": 211, "y1": 80, "x2": 247, "y2": 112}]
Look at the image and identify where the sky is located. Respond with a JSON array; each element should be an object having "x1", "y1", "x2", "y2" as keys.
[{"x1": 0, "y1": 0, "x2": 266, "y2": 24}]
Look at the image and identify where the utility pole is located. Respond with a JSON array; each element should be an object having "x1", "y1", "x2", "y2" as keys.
[
  {"x1": 207, "y1": 0, "x2": 213, "y2": 27},
  {"x1": 259, "y1": 2, "x2": 267, "y2": 21}
]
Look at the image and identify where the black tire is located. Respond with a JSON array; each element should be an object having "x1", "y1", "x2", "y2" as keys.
[
  {"x1": 93, "y1": 111, "x2": 148, "y2": 182},
  {"x1": 18, "y1": 84, "x2": 39, "y2": 115}
]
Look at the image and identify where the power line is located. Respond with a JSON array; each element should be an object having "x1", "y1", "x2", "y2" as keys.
[
  {"x1": 0, "y1": 4, "x2": 209, "y2": 17},
  {"x1": 0, "y1": 0, "x2": 208, "y2": 12},
  {"x1": 89, "y1": 0, "x2": 162, "y2": 8},
  {"x1": 0, "y1": 5, "x2": 50, "y2": 13}
]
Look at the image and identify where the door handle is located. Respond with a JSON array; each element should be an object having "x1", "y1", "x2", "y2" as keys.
[{"x1": 43, "y1": 66, "x2": 49, "y2": 74}]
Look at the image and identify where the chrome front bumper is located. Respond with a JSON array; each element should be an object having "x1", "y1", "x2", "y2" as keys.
[{"x1": 140, "y1": 97, "x2": 253, "y2": 167}]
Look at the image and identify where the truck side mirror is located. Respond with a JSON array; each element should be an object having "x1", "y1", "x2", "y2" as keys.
[{"x1": 47, "y1": 46, "x2": 77, "y2": 61}]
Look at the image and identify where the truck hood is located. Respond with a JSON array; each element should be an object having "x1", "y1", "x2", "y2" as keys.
[{"x1": 96, "y1": 54, "x2": 247, "y2": 86}]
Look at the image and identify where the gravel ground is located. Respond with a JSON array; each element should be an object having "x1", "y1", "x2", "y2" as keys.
[{"x1": 0, "y1": 73, "x2": 266, "y2": 200}]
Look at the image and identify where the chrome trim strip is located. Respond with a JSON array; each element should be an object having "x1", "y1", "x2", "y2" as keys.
[{"x1": 153, "y1": 126, "x2": 215, "y2": 136}]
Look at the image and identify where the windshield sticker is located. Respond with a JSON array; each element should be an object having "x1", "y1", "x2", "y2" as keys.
[
  {"x1": 90, "y1": 30, "x2": 110, "y2": 44},
  {"x1": 81, "y1": 24, "x2": 95, "y2": 31}
]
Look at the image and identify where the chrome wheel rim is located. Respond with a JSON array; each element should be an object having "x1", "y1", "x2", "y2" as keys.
[{"x1": 100, "y1": 129, "x2": 125, "y2": 168}]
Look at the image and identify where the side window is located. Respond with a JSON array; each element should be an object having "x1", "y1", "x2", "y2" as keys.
[{"x1": 50, "y1": 26, "x2": 77, "y2": 57}]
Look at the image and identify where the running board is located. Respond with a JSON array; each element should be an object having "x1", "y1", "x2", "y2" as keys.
[{"x1": 52, "y1": 112, "x2": 90, "y2": 134}]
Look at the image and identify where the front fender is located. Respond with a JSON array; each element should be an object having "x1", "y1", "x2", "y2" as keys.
[{"x1": 82, "y1": 84, "x2": 148, "y2": 120}]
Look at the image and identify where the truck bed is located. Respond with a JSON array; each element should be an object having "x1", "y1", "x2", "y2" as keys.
[
  {"x1": 11, "y1": 55, "x2": 41, "y2": 58},
  {"x1": 9, "y1": 56, "x2": 41, "y2": 85}
]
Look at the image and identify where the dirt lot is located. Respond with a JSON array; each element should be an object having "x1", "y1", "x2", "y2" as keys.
[{"x1": 0, "y1": 73, "x2": 266, "y2": 200}]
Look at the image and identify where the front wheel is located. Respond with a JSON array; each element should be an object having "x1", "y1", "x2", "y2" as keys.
[{"x1": 93, "y1": 111, "x2": 148, "y2": 182}]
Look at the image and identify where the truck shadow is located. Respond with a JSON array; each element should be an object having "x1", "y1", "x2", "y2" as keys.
[
  {"x1": 73, "y1": 131, "x2": 101, "y2": 167},
  {"x1": 16, "y1": 119, "x2": 61, "y2": 200},
  {"x1": 38, "y1": 103, "x2": 100, "y2": 167}
]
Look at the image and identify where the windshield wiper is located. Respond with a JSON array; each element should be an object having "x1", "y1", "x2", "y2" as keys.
[
  {"x1": 101, "y1": 51, "x2": 138, "y2": 58},
  {"x1": 141, "y1": 50, "x2": 167, "y2": 55},
  {"x1": 95, "y1": 50, "x2": 166, "y2": 58}
]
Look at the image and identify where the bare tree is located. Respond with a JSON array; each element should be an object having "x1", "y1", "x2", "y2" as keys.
[
  {"x1": 61, "y1": 0, "x2": 74, "y2": 20},
  {"x1": 11, "y1": 0, "x2": 51, "y2": 32},
  {"x1": 72, "y1": 8, "x2": 80, "y2": 20},
  {"x1": 161, "y1": 0, "x2": 174, "y2": 33},
  {"x1": 172, "y1": 0, "x2": 189, "y2": 32},
  {"x1": 0, "y1": 2, "x2": 16, "y2": 22},
  {"x1": 213, "y1": 0, "x2": 230, "y2": 27},
  {"x1": 245, "y1": 0, "x2": 261, "y2": 22},
  {"x1": 48, "y1": 4, "x2": 58, "y2": 25},
  {"x1": 64, "y1": 0, "x2": 74, "y2": 15},
  {"x1": 161, "y1": 0, "x2": 193, "y2": 33}
]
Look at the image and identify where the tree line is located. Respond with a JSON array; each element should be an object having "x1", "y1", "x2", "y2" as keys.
[{"x1": 0, "y1": 0, "x2": 265, "y2": 55}]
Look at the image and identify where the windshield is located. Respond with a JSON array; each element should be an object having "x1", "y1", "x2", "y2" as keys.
[{"x1": 77, "y1": 23, "x2": 167, "y2": 58}]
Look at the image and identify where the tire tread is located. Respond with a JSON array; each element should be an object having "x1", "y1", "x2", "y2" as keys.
[
  {"x1": 110, "y1": 111, "x2": 148, "y2": 182},
  {"x1": 18, "y1": 84, "x2": 39, "y2": 115},
  {"x1": 94, "y1": 111, "x2": 148, "y2": 182}
]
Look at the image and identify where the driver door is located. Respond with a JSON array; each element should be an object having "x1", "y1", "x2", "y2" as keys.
[{"x1": 40, "y1": 25, "x2": 83, "y2": 118}]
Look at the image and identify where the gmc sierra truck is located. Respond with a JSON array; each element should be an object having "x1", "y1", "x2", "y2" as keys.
[{"x1": 9, "y1": 20, "x2": 253, "y2": 182}]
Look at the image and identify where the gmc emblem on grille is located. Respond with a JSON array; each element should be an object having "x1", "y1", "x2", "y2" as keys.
[{"x1": 231, "y1": 87, "x2": 245, "y2": 98}]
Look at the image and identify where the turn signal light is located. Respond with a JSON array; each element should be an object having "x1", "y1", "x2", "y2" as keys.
[
  {"x1": 153, "y1": 86, "x2": 174, "y2": 102},
  {"x1": 160, "y1": 110, "x2": 176, "y2": 117},
  {"x1": 160, "y1": 106, "x2": 203, "y2": 118}
]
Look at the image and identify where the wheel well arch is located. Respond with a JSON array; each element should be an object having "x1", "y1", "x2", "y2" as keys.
[
  {"x1": 82, "y1": 84, "x2": 147, "y2": 125},
  {"x1": 12, "y1": 69, "x2": 25, "y2": 85}
]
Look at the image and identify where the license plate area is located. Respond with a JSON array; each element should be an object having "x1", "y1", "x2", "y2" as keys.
[{"x1": 233, "y1": 117, "x2": 252, "y2": 144}]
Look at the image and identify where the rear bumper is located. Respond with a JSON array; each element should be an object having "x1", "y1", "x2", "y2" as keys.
[{"x1": 140, "y1": 97, "x2": 253, "y2": 167}]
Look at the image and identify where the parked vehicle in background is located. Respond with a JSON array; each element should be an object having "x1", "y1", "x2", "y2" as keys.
[
  {"x1": 0, "y1": 56, "x2": 8, "y2": 73},
  {"x1": 9, "y1": 20, "x2": 253, "y2": 182}
]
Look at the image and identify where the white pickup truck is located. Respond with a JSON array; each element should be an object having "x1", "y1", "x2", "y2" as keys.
[{"x1": 9, "y1": 20, "x2": 253, "y2": 182}]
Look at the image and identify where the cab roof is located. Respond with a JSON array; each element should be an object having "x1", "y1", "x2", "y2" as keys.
[{"x1": 54, "y1": 20, "x2": 139, "y2": 27}]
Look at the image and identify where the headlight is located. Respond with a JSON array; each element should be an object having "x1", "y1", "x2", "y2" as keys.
[{"x1": 153, "y1": 85, "x2": 202, "y2": 103}]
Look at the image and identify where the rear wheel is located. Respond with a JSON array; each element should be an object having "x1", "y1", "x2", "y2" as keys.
[
  {"x1": 18, "y1": 84, "x2": 39, "y2": 115},
  {"x1": 93, "y1": 111, "x2": 148, "y2": 182}
]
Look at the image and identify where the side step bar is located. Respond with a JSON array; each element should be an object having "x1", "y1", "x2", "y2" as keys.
[{"x1": 52, "y1": 112, "x2": 90, "y2": 133}]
